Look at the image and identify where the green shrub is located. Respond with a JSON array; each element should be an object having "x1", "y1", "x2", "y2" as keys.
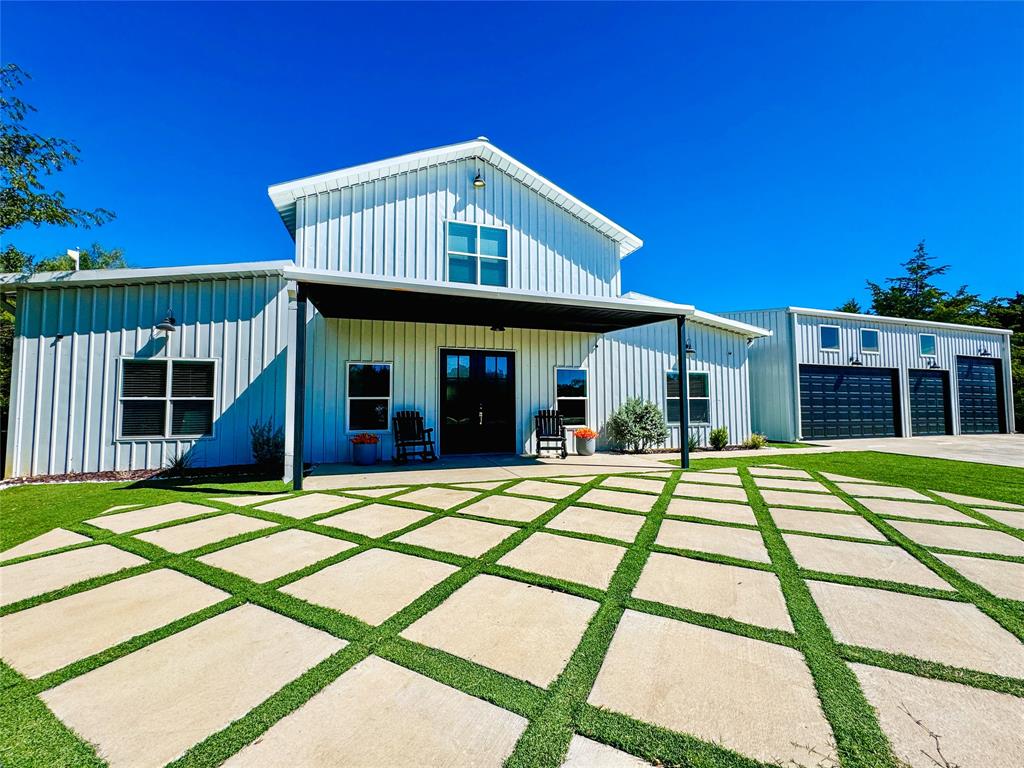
[
  {"x1": 163, "y1": 448, "x2": 194, "y2": 477},
  {"x1": 607, "y1": 398, "x2": 669, "y2": 453},
  {"x1": 741, "y1": 433, "x2": 768, "y2": 450},
  {"x1": 251, "y1": 418, "x2": 285, "y2": 468},
  {"x1": 709, "y1": 426, "x2": 729, "y2": 451}
]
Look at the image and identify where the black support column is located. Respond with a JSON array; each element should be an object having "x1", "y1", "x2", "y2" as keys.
[
  {"x1": 292, "y1": 285, "x2": 307, "y2": 490},
  {"x1": 676, "y1": 315, "x2": 690, "y2": 469}
]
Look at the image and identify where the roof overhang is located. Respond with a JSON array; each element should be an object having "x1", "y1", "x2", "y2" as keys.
[
  {"x1": 785, "y1": 306, "x2": 1013, "y2": 336},
  {"x1": 268, "y1": 138, "x2": 643, "y2": 258},
  {"x1": 286, "y1": 268, "x2": 689, "y2": 333},
  {"x1": 1, "y1": 261, "x2": 292, "y2": 290}
]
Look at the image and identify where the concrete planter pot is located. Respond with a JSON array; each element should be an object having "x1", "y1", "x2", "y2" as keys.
[
  {"x1": 574, "y1": 435, "x2": 597, "y2": 456},
  {"x1": 351, "y1": 441, "x2": 378, "y2": 466}
]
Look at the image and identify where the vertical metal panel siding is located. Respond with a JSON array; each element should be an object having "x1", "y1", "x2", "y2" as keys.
[
  {"x1": 305, "y1": 317, "x2": 752, "y2": 462},
  {"x1": 293, "y1": 158, "x2": 622, "y2": 297},
  {"x1": 720, "y1": 310, "x2": 797, "y2": 441},
  {"x1": 790, "y1": 313, "x2": 1011, "y2": 437},
  {"x1": 7, "y1": 277, "x2": 288, "y2": 478}
]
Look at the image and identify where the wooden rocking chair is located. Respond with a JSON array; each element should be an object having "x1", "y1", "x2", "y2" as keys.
[
  {"x1": 535, "y1": 409, "x2": 567, "y2": 459},
  {"x1": 392, "y1": 410, "x2": 437, "y2": 463}
]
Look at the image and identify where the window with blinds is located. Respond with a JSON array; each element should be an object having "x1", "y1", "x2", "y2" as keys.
[{"x1": 120, "y1": 359, "x2": 215, "y2": 438}]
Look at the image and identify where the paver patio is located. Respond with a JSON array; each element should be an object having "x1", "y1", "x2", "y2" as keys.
[
  {"x1": 936, "y1": 553, "x2": 1024, "y2": 601},
  {"x1": 255, "y1": 492, "x2": 359, "y2": 518},
  {"x1": 394, "y1": 516, "x2": 515, "y2": 557},
  {"x1": 977, "y1": 507, "x2": 1024, "y2": 528},
  {"x1": 749, "y1": 466, "x2": 812, "y2": 479},
  {"x1": 282, "y1": 548, "x2": 458, "y2": 624},
  {"x1": 673, "y1": 482, "x2": 748, "y2": 502},
  {"x1": 752, "y1": 477, "x2": 830, "y2": 493},
  {"x1": 602, "y1": 476, "x2": 666, "y2": 494},
  {"x1": 497, "y1": 531, "x2": 626, "y2": 589},
  {"x1": 546, "y1": 505, "x2": 646, "y2": 542},
  {"x1": 857, "y1": 497, "x2": 977, "y2": 523},
  {"x1": 665, "y1": 497, "x2": 757, "y2": 525},
  {"x1": 562, "y1": 735, "x2": 650, "y2": 767},
  {"x1": 342, "y1": 486, "x2": 409, "y2": 497},
  {"x1": 222, "y1": 656, "x2": 527, "y2": 767},
  {"x1": 579, "y1": 487, "x2": 658, "y2": 512},
  {"x1": 931, "y1": 491, "x2": 1024, "y2": 510},
  {"x1": 40, "y1": 604, "x2": 345, "y2": 768},
  {"x1": 402, "y1": 574, "x2": 597, "y2": 687},
  {"x1": 887, "y1": 519, "x2": 1024, "y2": 557},
  {"x1": 784, "y1": 533, "x2": 949, "y2": 588},
  {"x1": 770, "y1": 507, "x2": 886, "y2": 540},
  {"x1": 760, "y1": 488, "x2": 853, "y2": 511},
  {"x1": 0, "y1": 569, "x2": 226, "y2": 677},
  {"x1": 852, "y1": 662, "x2": 1024, "y2": 768},
  {"x1": 134, "y1": 513, "x2": 276, "y2": 553},
  {"x1": 394, "y1": 486, "x2": 481, "y2": 509},
  {"x1": 835, "y1": 483, "x2": 932, "y2": 501},
  {"x1": 589, "y1": 610, "x2": 834, "y2": 767},
  {"x1": 209, "y1": 492, "x2": 293, "y2": 507},
  {"x1": 458, "y1": 494, "x2": 554, "y2": 522},
  {"x1": 1, "y1": 528, "x2": 90, "y2": 560},
  {"x1": 317, "y1": 503, "x2": 432, "y2": 537},
  {"x1": 506, "y1": 479, "x2": 580, "y2": 499},
  {"x1": 632, "y1": 552, "x2": 793, "y2": 630},
  {"x1": 1, "y1": 544, "x2": 146, "y2": 606},
  {"x1": 656, "y1": 518, "x2": 770, "y2": 563},
  {"x1": 676, "y1": 470, "x2": 744, "y2": 486},
  {"x1": 86, "y1": 501, "x2": 216, "y2": 533},
  {"x1": 808, "y1": 581, "x2": 1024, "y2": 677},
  {"x1": 197, "y1": 529, "x2": 355, "y2": 582}
]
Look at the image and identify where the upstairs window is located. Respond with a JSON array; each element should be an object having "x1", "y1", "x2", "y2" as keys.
[
  {"x1": 347, "y1": 363, "x2": 392, "y2": 431},
  {"x1": 860, "y1": 328, "x2": 880, "y2": 353},
  {"x1": 555, "y1": 368, "x2": 588, "y2": 426},
  {"x1": 120, "y1": 359, "x2": 215, "y2": 439},
  {"x1": 666, "y1": 371, "x2": 711, "y2": 425},
  {"x1": 919, "y1": 334, "x2": 937, "y2": 357},
  {"x1": 819, "y1": 325, "x2": 840, "y2": 350},
  {"x1": 447, "y1": 222, "x2": 508, "y2": 287}
]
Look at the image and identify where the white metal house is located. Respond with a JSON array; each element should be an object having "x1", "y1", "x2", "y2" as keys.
[
  {"x1": 3, "y1": 139, "x2": 769, "y2": 482},
  {"x1": 722, "y1": 307, "x2": 1015, "y2": 442}
]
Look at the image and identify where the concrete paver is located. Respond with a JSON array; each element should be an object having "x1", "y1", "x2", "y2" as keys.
[
  {"x1": 836, "y1": 483, "x2": 932, "y2": 501},
  {"x1": 341, "y1": 486, "x2": 409, "y2": 498},
  {"x1": 760, "y1": 489, "x2": 852, "y2": 511},
  {"x1": 887, "y1": 520, "x2": 1024, "y2": 557},
  {"x1": 579, "y1": 488, "x2": 658, "y2": 512},
  {"x1": 0, "y1": 569, "x2": 226, "y2": 678},
  {"x1": 588, "y1": 610, "x2": 833, "y2": 767},
  {"x1": 770, "y1": 508, "x2": 886, "y2": 540},
  {"x1": 977, "y1": 508, "x2": 1024, "y2": 528},
  {"x1": 498, "y1": 532, "x2": 626, "y2": 589},
  {"x1": 282, "y1": 549, "x2": 458, "y2": 625},
  {"x1": 135, "y1": 514, "x2": 275, "y2": 554},
  {"x1": 394, "y1": 486, "x2": 481, "y2": 509},
  {"x1": 86, "y1": 502, "x2": 215, "y2": 533},
  {"x1": 749, "y1": 467, "x2": 812, "y2": 479},
  {"x1": 402, "y1": 575, "x2": 597, "y2": 687},
  {"x1": 395, "y1": 517, "x2": 515, "y2": 557},
  {"x1": 677, "y1": 471, "x2": 744, "y2": 486},
  {"x1": 784, "y1": 534, "x2": 949, "y2": 589},
  {"x1": 198, "y1": 529, "x2": 354, "y2": 583},
  {"x1": 931, "y1": 491, "x2": 1024, "y2": 510},
  {"x1": 546, "y1": 506, "x2": 645, "y2": 542},
  {"x1": 453, "y1": 480, "x2": 508, "y2": 491},
  {"x1": 209, "y1": 493, "x2": 292, "y2": 508},
  {"x1": 936, "y1": 553, "x2": 1024, "y2": 601},
  {"x1": 821, "y1": 473, "x2": 881, "y2": 484},
  {"x1": 256, "y1": 492, "x2": 358, "y2": 518},
  {"x1": 458, "y1": 494, "x2": 553, "y2": 523},
  {"x1": 602, "y1": 476, "x2": 665, "y2": 494},
  {"x1": 753, "y1": 477, "x2": 830, "y2": 493},
  {"x1": 507, "y1": 480, "x2": 581, "y2": 499},
  {"x1": 41, "y1": 604, "x2": 344, "y2": 768},
  {"x1": 665, "y1": 498, "x2": 757, "y2": 525},
  {"x1": 562, "y1": 736, "x2": 649, "y2": 767},
  {"x1": 317, "y1": 503, "x2": 432, "y2": 538},
  {"x1": 858, "y1": 497, "x2": 977, "y2": 524},
  {"x1": 808, "y1": 581, "x2": 1024, "y2": 677},
  {"x1": 674, "y1": 482, "x2": 748, "y2": 502},
  {"x1": 2, "y1": 529, "x2": 91, "y2": 561},
  {"x1": 656, "y1": 519, "x2": 770, "y2": 563},
  {"x1": 633, "y1": 552, "x2": 792, "y2": 630},
  {"x1": 223, "y1": 656, "x2": 527, "y2": 768},
  {"x1": 1, "y1": 545, "x2": 146, "y2": 607}
]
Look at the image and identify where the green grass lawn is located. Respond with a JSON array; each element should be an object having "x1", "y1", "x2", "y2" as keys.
[{"x1": 2, "y1": 452, "x2": 1022, "y2": 768}]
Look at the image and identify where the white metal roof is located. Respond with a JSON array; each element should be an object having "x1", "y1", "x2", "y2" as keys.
[
  {"x1": 746, "y1": 306, "x2": 1014, "y2": 336},
  {"x1": 267, "y1": 138, "x2": 644, "y2": 258},
  {"x1": 622, "y1": 292, "x2": 771, "y2": 339},
  {"x1": 1, "y1": 261, "x2": 292, "y2": 290}
]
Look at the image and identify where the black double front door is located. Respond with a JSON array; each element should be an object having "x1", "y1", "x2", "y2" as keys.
[{"x1": 439, "y1": 349, "x2": 516, "y2": 454}]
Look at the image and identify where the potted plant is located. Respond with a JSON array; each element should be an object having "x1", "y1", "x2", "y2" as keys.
[
  {"x1": 351, "y1": 433, "x2": 379, "y2": 466},
  {"x1": 574, "y1": 426, "x2": 598, "y2": 456}
]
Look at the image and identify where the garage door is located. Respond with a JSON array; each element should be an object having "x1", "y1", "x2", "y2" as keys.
[
  {"x1": 909, "y1": 370, "x2": 951, "y2": 436},
  {"x1": 956, "y1": 357, "x2": 1005, "y2": 434},
  {"x1": 799, "y1": 365, "x2": 901, "y2": 439}
]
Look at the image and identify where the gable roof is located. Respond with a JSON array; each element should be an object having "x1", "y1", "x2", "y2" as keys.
[{"x1": 267, "y1": 138, "x2": 644, "y2": 258}]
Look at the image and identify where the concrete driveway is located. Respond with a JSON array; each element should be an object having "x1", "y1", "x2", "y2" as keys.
[{"x1": 815, "y1": 434, "x2": 1024, "y2": 468}]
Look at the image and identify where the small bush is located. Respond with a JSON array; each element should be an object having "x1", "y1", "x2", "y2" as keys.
[
  {"x1": 163, "y1": 448, "x2": 194, "y2": 477},
  {"x1": 687, "y1": 432, "x2": 700, "y2": 452},
  {"x1": 607, "y1": 398, "x2": 669, "y2": 453},
  {"x1": 709, "y1": 426, "x2": 729, "y2": 451},
  {"x1": 742, "y1": 433, "x2": 769, "y2": 450},
  {"x1": 250, "y1": 418, "x2": 285, "y2": 468}
]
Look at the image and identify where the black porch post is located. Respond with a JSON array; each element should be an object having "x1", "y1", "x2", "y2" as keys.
[
  {"x1": 676, "y1": 315, "x2": 690, "y2": 470},
  {"x1": 292, "y1": 285, "x2": 307, "y2": 490}
]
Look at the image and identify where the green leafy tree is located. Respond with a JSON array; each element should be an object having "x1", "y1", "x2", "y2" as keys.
[{"x1": 835, "y1": 298, "x2": 862, "y2": 313}]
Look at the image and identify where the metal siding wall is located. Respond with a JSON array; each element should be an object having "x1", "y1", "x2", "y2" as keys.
[
  {"x1": 7, "y1": 276, "x2": 288, "y2": 478},
  {"x1": 720, "y1": 310, "x2": 797, "y2": 441},
  {"x1": 792, "y1": 313, "x2": 1012, "y2": 436},
  {"x1": 304, "y1": 317, "x2": 753, "y2": 462},
  {"x1": 293, "y1": 158, "x2": 622, "y2": 297}
]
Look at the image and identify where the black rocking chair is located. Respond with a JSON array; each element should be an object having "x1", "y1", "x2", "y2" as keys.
[
  {"x1": 535, "y1": 409, "x2": 567, "y2": 459},
  {"x1": 392, "y1": 410, "x2": 437, "y2": 463}
]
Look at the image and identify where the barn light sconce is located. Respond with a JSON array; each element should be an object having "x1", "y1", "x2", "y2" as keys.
[
  {"x1": 849, "y1": 356, "x2": 863, "y2": 366},
  {"x1": 978, "y1": 348, "x2": 991, "y2": 357},
  {"x1": 489, "y1": 324, "x2": 505, "y2": 332},
  {"x1": 928, "y1": 361, "x2": 941, "y2": 369},
  {"x1": 155, "y1": 308, "x2": 177, "y2": 333},
  {"x1": 685, "y1": 340, "x2": 696, "y2": 356},
  {"x1": 473, "y1": 172, "x2": 486, "y2": 190}
]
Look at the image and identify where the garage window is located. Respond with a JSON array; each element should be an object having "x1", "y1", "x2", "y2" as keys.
[
  {"x1": 120, "y1": 359, "x2": 215, "y2": 439},
  {"x1": 819, "y1": 325, "x2": 840, "y2": 350},
  {"x1": 860, "y1": 328, "x2": 880, "y2": 354},
  {"x1": 919, "y1": 334, "x2": 937, "y2": 357}
]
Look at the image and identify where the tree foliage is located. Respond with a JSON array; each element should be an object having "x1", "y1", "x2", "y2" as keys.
[
  {"x1": 835, "y1": 298, "x2": 862, "y2": 313},
  {"x1": 1, "y1": 63, "x2": 114, "y2": 233}
]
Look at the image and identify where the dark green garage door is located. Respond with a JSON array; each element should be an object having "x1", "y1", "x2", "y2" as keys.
[
  {"x1": 956, "y1": 357, "x2": 1005, "y2": 434},
  {"x1": 799, "y1": 365, "x2": 901, "y2": 439},
  {"x1": 909, "y1": 370, "x2": 951, "y2": 436}
]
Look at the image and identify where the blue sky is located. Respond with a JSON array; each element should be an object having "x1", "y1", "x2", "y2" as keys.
[{"x1": 3, "y1": 2, "x2": 1022, "y2": 311}]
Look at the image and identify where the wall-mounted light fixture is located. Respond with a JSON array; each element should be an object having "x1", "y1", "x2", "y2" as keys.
[
  {"x1": 685, "y1": 340, "x2": 696, "y2": 356},
  {"x1": 978, "y1": 348, "x2": 991, "y2": 357},
  {"x1": 473, "y1": 172, "x2": 486, "y2": 190},
  {"x1": 155, "y1": 308, "x2": 177, "y2": 333},
  {"x1": 928, "y1": 360, "x2": 941, "y2": 369},
  {"x1": 489, "y1": 324, "x2": 505, "y2": 332},
  {"x1": 849, "y1": 356, "x2": 863, "y2": 366}
]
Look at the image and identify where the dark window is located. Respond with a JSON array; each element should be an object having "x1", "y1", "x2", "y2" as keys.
[
  {"x1": 348, "y1": 363, "x2": 391, "y2": 431},
  {"x1": 122, "y1": 360, "x2": 166, "y2": 398},
  {"x1": 555, "y1": 368, "x2": 587, "y2": 426},
  {"x1": 820, "y1": 326, "x2": 840, "y2": 350},
  {"x1": 122, "y1": 401, "x2": 167, "y2": 438},
  {"x1": 120, "y1": 359, "x2": 215, "y2": 438},
  {"x1": 666, "y1": 371, "x2": 710, "y2": 424}
]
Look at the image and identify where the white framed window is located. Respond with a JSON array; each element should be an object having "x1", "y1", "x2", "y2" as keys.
[
  {"x1": 819, "y1": 325, "x2": 841, "y2": 351},
  {"x1": 119, "y1": 358, "x2": 216, "y2": 439},
  {"x1": 666, "y1": 370, "x2": 711, "y2": 425},
  {"x1": 555, "y1": 367, "x2": 587, "y2": 427},
  {"x1": 860, "y1": 328, "x2": 880, "y2": 354},
  {"x1": 919, "y1": 333, "x2": 937, "y2": 357},
  {"x1": 446, "y1": 221, "x2": 509, "y2": 287},
  {"x1": 347, "y1": 362, "x2": 392, "y2": 432}
]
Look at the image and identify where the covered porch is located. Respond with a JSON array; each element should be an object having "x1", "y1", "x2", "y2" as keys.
[{"x1": 282, "y1": 269, "x2": 702, "y2": 489}]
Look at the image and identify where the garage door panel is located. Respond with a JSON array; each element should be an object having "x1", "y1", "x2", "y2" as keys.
[
  {"x1": 909, "y1": 370, "x2": 950, "y2": 436},
  {"x1": 799, "y1": 365, "x2": 901, "y2": 440},
  {"x1": 956, "y1": 357, "x2": 1005, "y2": 434}
]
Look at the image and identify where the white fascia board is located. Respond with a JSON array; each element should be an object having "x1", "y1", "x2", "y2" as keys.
[
  {"x1": 267, "y1": 139, "x2": 643, "y2": 258},
  {"x1": 4, "y1": 261, "x2": 292, "y2": 290},
  {"x1": 691, "y1": 309, "x2": 772, "y2": 339},
  {"x1": 786, "y1": 306, "x2": 1013, "y2": 336},
  {"x1": 284, "y1": 267, "x2": 691, "y2": 318}
]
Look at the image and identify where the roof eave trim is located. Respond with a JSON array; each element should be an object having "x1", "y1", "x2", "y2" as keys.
[
  {"x1": 3, "y1": 260, "x2": 292, "y2": 289},
  {"x1": 786, "y1": 306, "x2": 1013, "y2": 336}
]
